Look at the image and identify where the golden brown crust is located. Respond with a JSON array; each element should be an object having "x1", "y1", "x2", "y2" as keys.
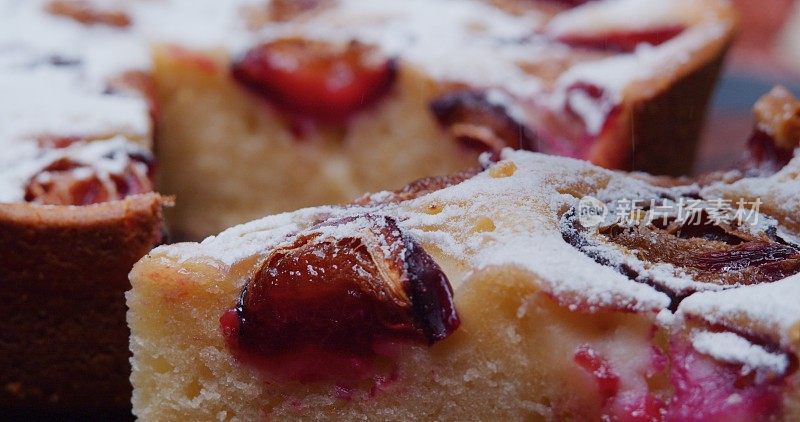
[{"x1": 0, "y1": 194, "x2": 167, "y2": 415}]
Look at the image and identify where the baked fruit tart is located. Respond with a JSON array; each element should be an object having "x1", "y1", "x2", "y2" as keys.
[{"x1": 128, "y1": 87, "x2": 800, "y2": 420}]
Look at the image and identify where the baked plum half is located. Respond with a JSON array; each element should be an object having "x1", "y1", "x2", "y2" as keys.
[
  {"x1": 221, "y1": 214, "x2": 459, "y2": 383},
  {"x1": 232, "y1": 38, "x2": 397, "y2": 123}
]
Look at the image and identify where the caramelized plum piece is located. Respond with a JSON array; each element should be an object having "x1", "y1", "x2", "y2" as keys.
[
  {"x1": 753, "y1": 86, "x2": 800, "y2": 148},
  {"x1": 534, "y1": 81, "x2": 623, "y2": 158},
  {"x1": 557, "y1": 26, "x2": 685, "y2": 53},
  {"x1": 24, "y1": 154, "x2": 154, "y2": 206},
  {"x1": 231, "y1": 38, "x2": 397, "y2": 122},
  {"x1": 610, "y1": 219, "x2": 800, "y2": 286},
  {"x1": 741, "y1": 86, "x2": 800, "y2": 175},
  {"x1": 562, "y1": 197, "x2": 800, "y2": 299},
  {"x1": 691, "y1": 242, "x2": 800, "y2": 272},
  {"x1": 222, "y1": 215, "x2": 459, "y2": 383},
  {"x1": 45, "y1": 0, "x2": 131, "y2": 27},
  {"x1": 510, "y1": 81, "x2": 621, "y2": 162},
  {"x1": 25, "y1": 158, "x2": 111, "y2": 205},
  {"x1": 430, "y1": 90, "x2": 537, "y2": 154},
  {"x1": 745, "y1": 130, "x2": 795, "y2": 175}
]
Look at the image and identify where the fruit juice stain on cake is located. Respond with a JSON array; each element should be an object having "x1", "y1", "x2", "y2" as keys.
[
  {"x1": 574, "y1": 345, "x2": 620, "y2": 403},
  {"x1": 221, "y1": 214, "x2": 459, "y2": 384},
  {"x1": 667, "y1": 334, "x2": 790, "y2": 421}
]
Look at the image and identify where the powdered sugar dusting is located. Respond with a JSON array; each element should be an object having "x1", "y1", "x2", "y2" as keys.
[
  {"x1": 680, "y1": 274, "x2": 800, "y2": 348},
  {"x1": 0, "y1": 65, "x2": 150, "y2": 144},
  {"x1": 0, "y1": 136, "x2": 151, "y2": 203},
  {"x1": 254, "y1": 0, "x2": 546, "y2": 96},
  {"x1": 162, "y1": 150, "x2": 673, "y2": 312},
  {"x1": 553, "y1": 21, "x2": 728, "y2": 109},
  {"x1": 257, "y1": 0, "x2": 732, "y2": 133},
  {"x1": 702, "y1": 157, "x2": 800, "y2": 230},
  {"x1": 164, "y1": 147, "x2": 800, "y2": 325},
  {"x1": 691, "y1": 330, "x2": 789, "y2": 376},
  {"x1": 547, "y1": 0, "x2": 704, "y2": 36},
  {"x1": 0, "y1": 0, "x2": 256, "y2": 203}
]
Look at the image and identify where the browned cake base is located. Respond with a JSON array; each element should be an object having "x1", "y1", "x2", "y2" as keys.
[{"x1": 0, "y1": 194, "x2": 166, "y2": 418}]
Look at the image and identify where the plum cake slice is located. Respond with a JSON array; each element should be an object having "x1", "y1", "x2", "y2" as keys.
[
  {"x1": 154, "y1": 0, "x2": 736, "y2": 237},
  {"x1": 128, "y1": 88, "x2": 800, "y2": 421},
  {"x1": 129, "y1": 151, "x2": 671, "y2": 420},
  {"x1": 0, "y1": 45, "x2": 168, "y2": 416}
]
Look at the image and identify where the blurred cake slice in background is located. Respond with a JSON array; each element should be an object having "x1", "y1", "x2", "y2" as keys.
[{"x1": 155, "y1": 0, "x2": 736, "y2": 237}]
